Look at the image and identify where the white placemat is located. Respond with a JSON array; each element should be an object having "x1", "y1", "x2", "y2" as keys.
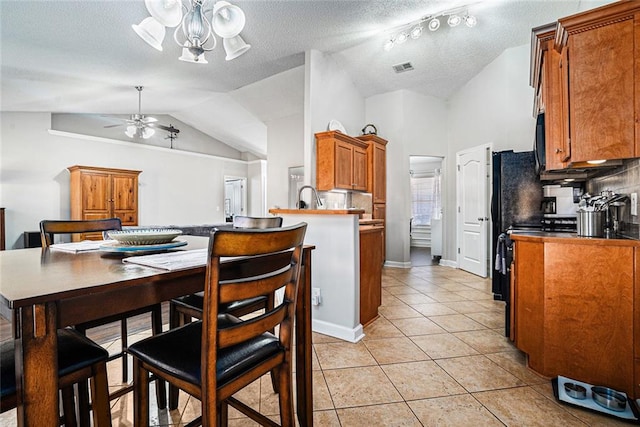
[
  {"x1": 122, "y1": 249, "x2": 207, "y2": 271},
  {"x1": 50, "y1": 240, "x2": 108, "y2": 253}
]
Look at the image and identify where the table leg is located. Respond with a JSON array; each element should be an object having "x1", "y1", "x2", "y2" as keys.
[
  {"x1": 295, "y1": 247, "x2": 313, "y2": 426},
  {"x1": 15, "y1": 302, "x2": 59, "y2": 427}
]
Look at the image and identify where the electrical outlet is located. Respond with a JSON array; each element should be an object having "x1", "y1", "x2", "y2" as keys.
[
  {"x1": 631, "y1": 193, "x2": 638, "y2": 216},
  {"x1": 311, "y1": 288, "x2": 322, "y2": 306}
]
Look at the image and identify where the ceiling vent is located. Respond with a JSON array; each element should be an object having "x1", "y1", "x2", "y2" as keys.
[{"x1": 392, "y1": 62, "x2": 414, "y2": 73}]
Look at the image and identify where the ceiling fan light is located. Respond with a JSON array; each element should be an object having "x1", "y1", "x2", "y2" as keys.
[
  {"x1": 428, "y1": 17, "x2": 440, "y2": 31},
  {"x1": 212, "y1": 1, "x2": 246, "y2": 38},
  {"x1": 396, "y1": 32, "x2": 408, "y2": 44},
  {"x1": 223, "y1": 35, "x2": 251, "y2": 60},
  {"x1": 179, "y1": 46, "x2": 209, "y2": 63},
  {"x1": 447, "y1": 14, "x2": 461, "y2": 27},
  {"x1": 144, "y1": 0, "x2": 183, "y2": 27},
  {"x1": 132, "y1": 17, "x2": 166, "y2": 51},
  {"x1": 125, "y1": 125, "x2": 137, "y2": 138},
  {"x1": 383, "y1": 38, "x2": 394, "y2": 51},
  {"x1": 142, "y1": 127, "x2": 155, "y2": 139},
  {"x1": 410, "y1": 25, "x2": 423, "y2": 39},
  {"x1": 464, "y1": 14, "x2": 477, "y2": 28}
]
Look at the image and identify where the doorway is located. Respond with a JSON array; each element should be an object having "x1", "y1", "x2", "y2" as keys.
[
  {"x1": 409, "y1": 156, "x2": 443, "y2": 267},
  {"x1": 224, "y1": 176, "x2": 247, "y2": 222}
]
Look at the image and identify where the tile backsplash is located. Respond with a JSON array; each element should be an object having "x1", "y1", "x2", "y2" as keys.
[{"x1": 586, "y1": 158, "x2": 639, "y2": 238}]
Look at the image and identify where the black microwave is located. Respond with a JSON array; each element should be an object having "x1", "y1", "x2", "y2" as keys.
[{"x1": 533, "y1": 113, "x2": 546, "y2": 175}]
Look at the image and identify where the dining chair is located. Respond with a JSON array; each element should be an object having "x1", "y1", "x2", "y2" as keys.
[
  {"x1": 39, "y1": 219, "x2": 166, "y2": 408},
  {"x1": 0, "y1": 328, "x2": 111, "y2": 427},
  {"x1": 129, "y1": 223, "x2": 307, "y2": 427},
  {"x1": 167, "y1": 215, "x2": 284, "y2": 408}
]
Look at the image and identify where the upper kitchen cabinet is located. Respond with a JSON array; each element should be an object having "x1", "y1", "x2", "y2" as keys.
[
  {"x1": 316, "y1": 131, "x2": 368, "y2": 191},
  {"x1": 555, "y1": 0, "x2": 640, "y2": 164},
  {"x1": 69, "y1": 165, "x2": 140, "y2": 240},
  {"x1": 531, "y1": 23, "x2": 569, "y2": 171},
  {"x1": 357, "y1": 134, "x2": 388, "y2": 219}
]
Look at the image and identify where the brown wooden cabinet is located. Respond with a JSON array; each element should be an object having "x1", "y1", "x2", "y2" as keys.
[
  {"x1": 359, "y1": 226, "x2": 383, "y2": 326},
  {"x1": 555, "y1": 1, "x2": 640, "y2": 163},
  {"x1": 316, "y1": 131, "x2": 368, "y2": 191},
  {"x1": 357, "y1": 134, "x2": 387, "y2": 220},
  {"x1": 511, "y1": 235, "x2": 637, "y2": 397},
  {"x1": 69, "y1": 165, "x2": 141, "y2": 240}
]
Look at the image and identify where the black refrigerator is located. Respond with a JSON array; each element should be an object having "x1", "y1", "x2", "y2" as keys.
[{"x1": 491, "y1": 150, "x2": 544, "y2": 337}]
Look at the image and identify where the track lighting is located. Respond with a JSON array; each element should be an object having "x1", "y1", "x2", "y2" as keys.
[{"x1": 383, "y1": 5, "x2": 477, "y2": 51}]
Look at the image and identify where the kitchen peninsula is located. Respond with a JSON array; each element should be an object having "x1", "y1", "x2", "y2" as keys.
[
  {"x1": 269, "y1": 208, "x2": 383, "y2": 342},
  {"x1": 510, "y1": 232, "x2": 640, "y2": 399}
]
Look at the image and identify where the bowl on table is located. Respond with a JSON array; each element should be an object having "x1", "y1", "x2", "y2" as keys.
[{"x1": 106, "y1": 229, "x2": 183, "y2": 246}]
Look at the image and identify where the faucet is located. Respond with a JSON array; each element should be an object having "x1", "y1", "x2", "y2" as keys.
[{"x1": 297, "y1": 185, "x2": 323, "y2": 209}]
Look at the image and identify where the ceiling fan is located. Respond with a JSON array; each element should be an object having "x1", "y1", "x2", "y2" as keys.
[{"x1": 104, "y1": 86, "x2": 180, "y2": 139}]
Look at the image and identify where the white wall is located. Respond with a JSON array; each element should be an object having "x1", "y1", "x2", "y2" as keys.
[
  {"x1": 0, "y1": 112, "x2": 248, "y2": 249},
  {"x1": 247, "y1": 160, "x2": 267, "y2": 216},
  {"x1": 445, "y1": 44, "x2": 536, "y2": 265},
  {"x1": 266, "y1": 113, "x2": 304, "y2": 210}
]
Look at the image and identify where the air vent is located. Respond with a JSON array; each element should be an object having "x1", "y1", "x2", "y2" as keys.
[{"x1": 392, "y1": 62, "x2": 414, "y2": 73}]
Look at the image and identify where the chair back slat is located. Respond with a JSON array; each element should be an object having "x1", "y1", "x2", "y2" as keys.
[
  {"x1": 219, "y1": 268, "x2": 293, "y2": 304},
  {"x1": 40, "y1": 218, "x2": 122, "y2": 247},
  {"x1": 232, "y1": 216, "x2": 283, "y2": 229},
  {"x1": 200, "y1": 223, "x2": 306, "y2": 398}
]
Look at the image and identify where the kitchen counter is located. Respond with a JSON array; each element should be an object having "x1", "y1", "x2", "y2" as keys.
[
  {"x1": 269, "y1": 209, "x2": 364, "y2": 216},
  {"x1": 509, "y1": 231, "x2": 640, "y2": 246}
]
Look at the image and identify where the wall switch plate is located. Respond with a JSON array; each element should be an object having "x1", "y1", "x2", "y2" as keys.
[
  {"x1": 631, "y1": 193, "x2": 638, "y2": 216},
  {"x1": 311, "y1": 288, "x2": 322, "y2": 306}
]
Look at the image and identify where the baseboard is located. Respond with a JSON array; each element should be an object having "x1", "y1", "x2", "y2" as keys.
[
  {"x1": 384, "y1": 260, "x2": 412, "y2": 268},
  {"x1": 439, "y1": 258, "x2": 457, "y2": 268},
  {"x1": 312, "y1": 318, "x2": 364, "y2": 343}
]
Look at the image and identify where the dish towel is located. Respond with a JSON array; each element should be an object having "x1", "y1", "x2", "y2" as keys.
[{"x1": 494, "y1": 233, "x2": 510, "y2": 275}]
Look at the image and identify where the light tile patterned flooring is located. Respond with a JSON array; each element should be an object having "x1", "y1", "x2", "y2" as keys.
[{"x1": 0, "y1": 264, "x2": 631, "y2": 426}]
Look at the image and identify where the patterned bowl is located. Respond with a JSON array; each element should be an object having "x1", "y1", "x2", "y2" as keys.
[{"x1": 106, "y1": 229, "x2": 183, "y2": 246}]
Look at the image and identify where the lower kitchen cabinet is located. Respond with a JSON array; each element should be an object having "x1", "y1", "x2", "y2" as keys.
[
  {"x1": 511, "y1": 235, "x2": 637, "y2": 397},
  {"x1": 359, "y1": 226, "x2": 383, "y2": 326}
]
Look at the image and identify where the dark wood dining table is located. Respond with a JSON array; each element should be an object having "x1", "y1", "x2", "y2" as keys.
[{"x1": 0, "y1": 236, "x2": 314, "y2": 426}]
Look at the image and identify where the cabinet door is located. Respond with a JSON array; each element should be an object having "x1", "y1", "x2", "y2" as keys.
[
  {"x1": 372, "y1": 144, "x2": 386, "y2": 203},
  {"x1": 544, "y1": 46, "x2": 569, "y2": 169},
  {"x1": 352, "y1": 146, "x2": 368, "y2": 191},
  {"x1": 359, "y1": 228, "x2": 383, "y2": 326},
  {"x1": 372, "y1": 203, "x2": 385, "y2": 220},
  {"x1": 112, "y1": 174, "x2": 138, "y2": 226},
  {"x1": 334, "y1": 140, "x2": 354, "y2": 189},
  {"x1": 80, "y1": 172, "x2": 111, "y2": 213},
  {"x1": 566, "y1": 17, "x2": 635, "y2": 162}
]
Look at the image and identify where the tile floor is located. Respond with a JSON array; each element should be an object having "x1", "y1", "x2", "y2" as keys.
[{"x1": 0, "y1": 264, "x2": 633, "y2": 426}]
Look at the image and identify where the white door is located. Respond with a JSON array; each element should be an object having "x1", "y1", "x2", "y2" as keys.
[{"x1": 456, "y1": 144, "x2": 491, "y2": 277}]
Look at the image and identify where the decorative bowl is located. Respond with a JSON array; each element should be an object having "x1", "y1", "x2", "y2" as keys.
[{"x1": 107, "y1": 229, "x2": 183, "y2": 246}]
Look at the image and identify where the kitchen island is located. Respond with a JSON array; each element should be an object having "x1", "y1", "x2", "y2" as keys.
[
  {"x1": 509, "y1": 232, "x2": 640, "y2": 399},
  {"x1": 269, "y1": 208, "x2": 383, "y2": 342}
]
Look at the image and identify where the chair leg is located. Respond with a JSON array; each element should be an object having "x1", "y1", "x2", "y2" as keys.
[
  {"x1": 151, "y1": 304, "x2": 167, "y2": 410},
  {"x1": 278, "y1": 361, "x2": 294, "y2": 427},
  {"x1": 90, "y1": 362, "x2": 112, "y2": 427},
  {"x1": 76, "y1": 379, "x2": 91, "y2": 427},
  {"x1": 121, "y1": 319, "x2": 128, "y2": 383},
  {"x1": 61, "y1": 386, "x2": 78, "y2": 427},
  {"x1": 168, "y1": 303, "x2": 181, "y2": 410},
  {"x1": 133, "y1": 359, "x2": 150, "y2": 427},
  {"x1": 217, "y1": 401, "x2": 228, "y2": 427}
]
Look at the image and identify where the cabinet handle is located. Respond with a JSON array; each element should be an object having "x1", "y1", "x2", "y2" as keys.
[{"x1": 555, "y1": 148, "x2": 562, "y2": 153}]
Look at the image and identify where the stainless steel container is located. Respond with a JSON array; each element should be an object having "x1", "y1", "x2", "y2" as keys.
[{"x1": 577, "y1": 211, "x2": 603, "y2": 237}]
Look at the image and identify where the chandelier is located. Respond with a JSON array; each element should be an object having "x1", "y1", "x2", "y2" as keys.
[
  {"x1": 132, "y1": 0, "x2": 250, "y2": 64},
  {"x1": 383, "y1": 6, "x2": 477, "y2": 51}
]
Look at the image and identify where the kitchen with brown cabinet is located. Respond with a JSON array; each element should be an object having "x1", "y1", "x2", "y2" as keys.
[{"x1": 505, "y1": 0, "x2": 640, "y2": 410}]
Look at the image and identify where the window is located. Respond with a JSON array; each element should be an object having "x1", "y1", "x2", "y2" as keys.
[{"x1": 410, "y1": 170, "x2": 441, "y2": 226}]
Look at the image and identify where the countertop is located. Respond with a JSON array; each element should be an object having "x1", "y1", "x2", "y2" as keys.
[
  {"x1": 269, "y1": 209, "x2": 365, "y2": 216},
  {"x1": 509, "y1": 231, "x2": 640, "y2": 246}
]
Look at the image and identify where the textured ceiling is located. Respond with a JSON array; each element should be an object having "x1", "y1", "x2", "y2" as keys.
[{"x1": 0, "y1": 0, "x2": 613, "y2": 155}]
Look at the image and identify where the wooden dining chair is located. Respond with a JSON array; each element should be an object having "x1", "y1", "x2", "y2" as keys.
[
  {"x1": 167, "y1": 215, "x2": 284, "y2": 408},
  {"x1": 129, "y1": 223, "x2": 307, "y2": 427},
  {"x1": 39, "y1": 219, "x2": 166, "y2": 408},
  {"x1": 0, "y1": 328, "x2": 111, "y2": 427}
]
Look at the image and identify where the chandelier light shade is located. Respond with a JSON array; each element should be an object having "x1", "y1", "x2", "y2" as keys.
[
  {"x1": 133, "y1": 0, "x2": 250, "y2": 63},
  {"x1": 132, "y1": 17, "x2": 166, "y2": 51},
  {"x1": 383, "y1": 5, "x2": 477, "y2": 51}
]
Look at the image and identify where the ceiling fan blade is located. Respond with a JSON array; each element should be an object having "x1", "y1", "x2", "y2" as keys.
[
  {"x1": 141, "y1": 116, "x2": 158, "y2": 124},
  {"x1": 149, "y1": 123, "x2": 180, "y2": 133},
  {"x1": 104, "y1": 123, "x2": 126, "y2": 128}
]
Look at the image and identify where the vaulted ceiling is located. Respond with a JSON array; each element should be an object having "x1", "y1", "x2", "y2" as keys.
[{"x1": 0, "y1": 0, "x2": 612, "y2": 155}]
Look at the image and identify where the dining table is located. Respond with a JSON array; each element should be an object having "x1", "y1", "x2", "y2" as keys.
[{"x1": 0, "y1": 235, "x2": 314, "y2": 427}]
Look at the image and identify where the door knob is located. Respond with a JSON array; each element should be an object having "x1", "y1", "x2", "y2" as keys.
[{"x1": 477, "y1": 217, "x2": 484, "y2": 221}]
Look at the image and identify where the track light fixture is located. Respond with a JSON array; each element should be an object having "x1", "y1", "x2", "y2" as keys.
[
  {"x1": 132, "y1": 0, "x2": 251, "y2": 64},
  {"x1": 383, "y1": 6, "x2": 477, "y2": 51}
]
